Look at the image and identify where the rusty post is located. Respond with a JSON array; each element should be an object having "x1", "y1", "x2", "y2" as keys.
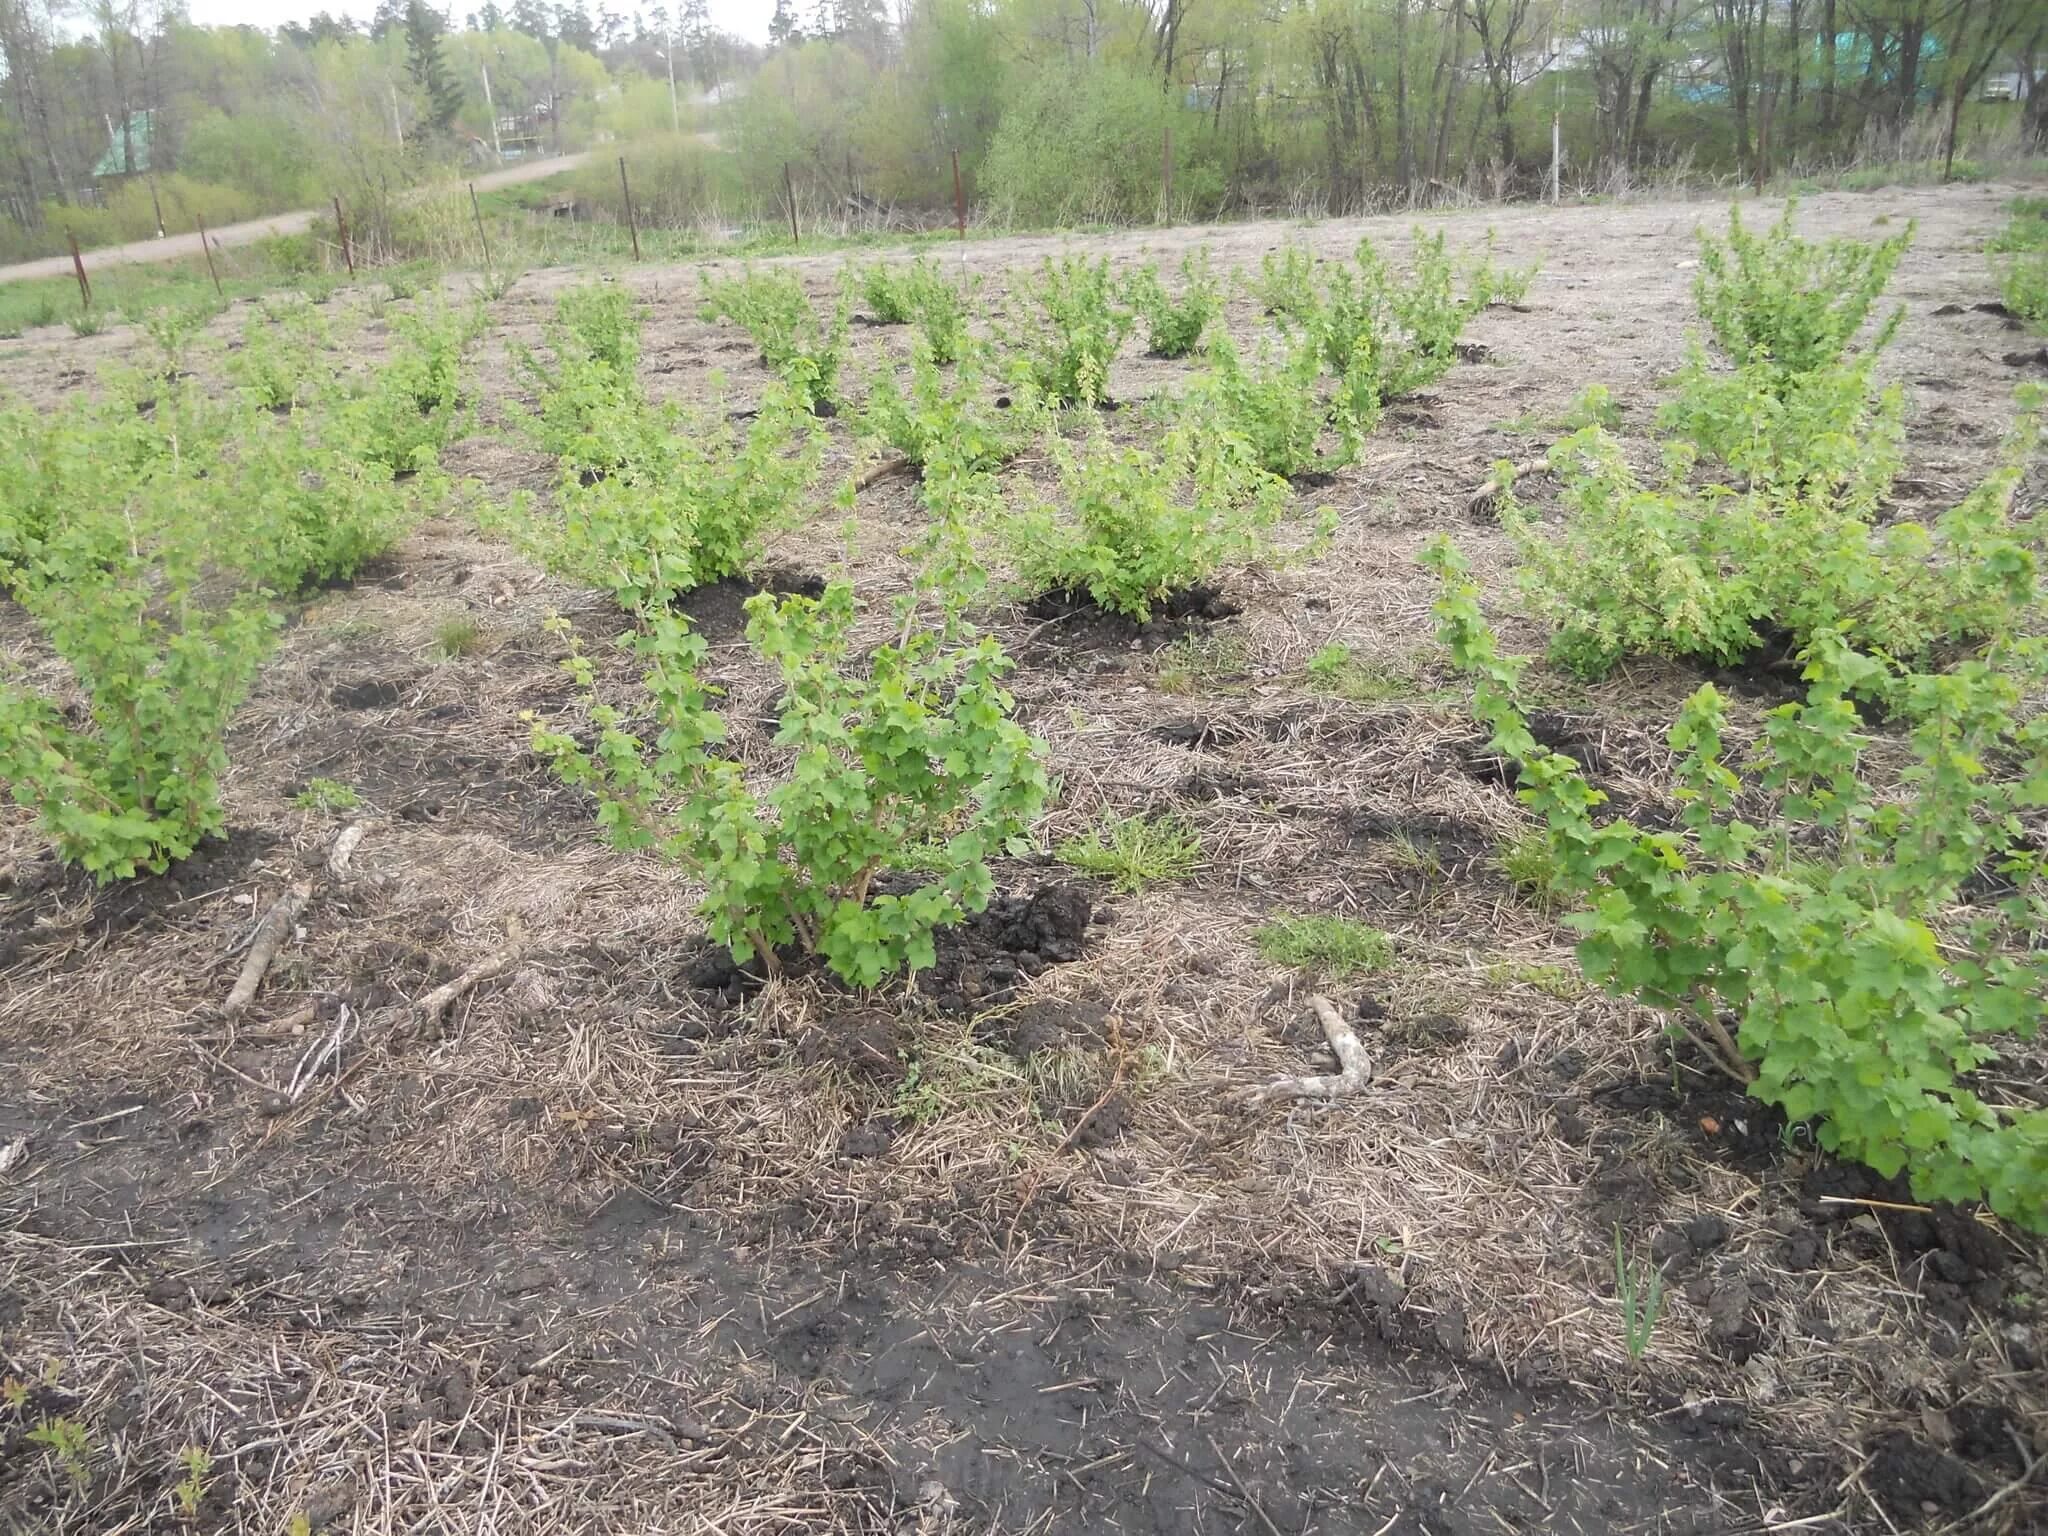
[
  {"x1": 333, "y1": 196, "x2": 354, "y2": 276},
  {"x1": 783, "y1": 161, "x2": 799, "y2": 245},
  {"x1": 618, "y1": 156, "x2": 641, "y2": 261},
  {"x1": 1161, "y1": 124, "x2": 1174, "y2": 224},
  {"x1": 197, "y1": 217, "x2": 222, "y2": 297},
  {"x1": 952, "y1": 148, "x2": 965, "y2": 240},
  {"x1": 469, "y1": 181, "x2": 495, "y2": 278},
  {"x1": 67, "y1": 230, "x2": 90, "y2": 308}
]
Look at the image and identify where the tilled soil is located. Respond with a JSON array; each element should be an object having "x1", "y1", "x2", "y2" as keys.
[{"x1": 3, "y1": 180, "x2": 2046, "y2": 1533}]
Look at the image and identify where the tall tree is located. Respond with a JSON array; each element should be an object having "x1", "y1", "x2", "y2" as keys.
[
  {"x1": 405, "y1": 0, "x2": 465, "y2": 133},
  {"x1": 769, "y1": 0, "x2": 801, "y2": 47}
]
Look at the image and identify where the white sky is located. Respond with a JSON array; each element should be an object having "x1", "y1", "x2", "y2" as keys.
[{"x1": 179, "y1": 0, "x2": 775, "y2": 45}]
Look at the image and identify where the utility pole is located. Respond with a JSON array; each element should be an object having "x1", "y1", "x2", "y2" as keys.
[{"x1": 481, "y1": 62, "x2": 502, "y2": 161}]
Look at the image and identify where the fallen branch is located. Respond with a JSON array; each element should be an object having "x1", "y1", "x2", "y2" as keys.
[
  {"x1": 222, "y1": 882, "x2": 312, "y2": 1018},
  {"x1": 1242, "y1": 994, "x2": 1372, "y2": 1105},
  {"x1": 1466, "y1": 457, "x2": 1551, "y2": 517},
  {"x1": 328, "y1": 822, "x2": 368, "y2": 878},
  {"x1": 855, "y1": 454, "x2": 915, "y2": 492},
  {"x1": 415, "y1": 919, "x2": 529, "y2": 1034}
]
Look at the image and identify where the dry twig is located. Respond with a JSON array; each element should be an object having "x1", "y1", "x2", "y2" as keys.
[
  {"x1": 1242, "y1": 994, "x2": 1372, "y2": 1105},
  {"x1": 221, "y1": 881, "x2": 311, "y2": 1018},
  {"x1": 415, "y1": 919, "x2": 529, "y2": 1033},
  {"x1": 1466, "y1": 457, "x2": 1550, "y2": 516}
]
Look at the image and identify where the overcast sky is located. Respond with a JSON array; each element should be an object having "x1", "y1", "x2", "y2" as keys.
[{"x1": 180, "y1": 0, "x2": 775, "y2": 44}]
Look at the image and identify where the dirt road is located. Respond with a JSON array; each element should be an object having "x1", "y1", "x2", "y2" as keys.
[{"x1": 0, "y1": 151, "x2": 591, "y2": 285}]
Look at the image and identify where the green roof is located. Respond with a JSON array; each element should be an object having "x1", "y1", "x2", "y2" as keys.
[{"x1": 92, "y1": 111, "x2": 154, "y2": 178}]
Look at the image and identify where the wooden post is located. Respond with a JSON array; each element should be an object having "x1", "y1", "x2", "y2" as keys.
[
  {"x1": 951, "y1": 148, "x2": 965, "y2": 239},
  {"x1": 197, "y1": 217, "x2": 222, "y2": 297},
  {"x1": 783, "y1": 161, "x2": 800, "y2": 245},
  {"x1": 333, "y1": 196, "x2": 354, "y2": 276},
  {"x1": 1161, "y1": 123, "x2": 1174, "y2": 223},
  {"x1": 618, "y1": 156, "x2": 641, "y2": 261},
  {"x1": 1550, "y1": 113, "x2": 1561, "y2": 204},
  {"x1": 469, "y1": 181, "x2": 496, "y2": 278},
  {"x1": 66, "y1": 230, "x2": 89, "y2": 309}
]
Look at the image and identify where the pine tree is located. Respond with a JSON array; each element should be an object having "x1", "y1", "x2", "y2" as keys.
[
  {"x1": 404, "y1": 0, "x2": 465, "y2": 136},
  {"x1": 768, "y1": 0, "x2": 800, "y2": 47}
]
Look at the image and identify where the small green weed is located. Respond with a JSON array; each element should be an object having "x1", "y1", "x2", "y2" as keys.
[
  {"x1": 1497, "y1": 827, "x2": 1563, "y2": 903},
  {"x1": 293, "y1": 778, "x2": 361, "y2": 813},
  {"x1": 1153, "y1": 631, "x2": 1253, "y2": 695},
  {"x1": 27, "y1": 1415, "x2": 91, "y2": 1487},
  {"x1": 1253, "y1": 914, "x2": 1394, "y2": 976},
  {"x1": 1483, "y1": 959, "x2": 1584, "y2": 1000},
  {"x1": 1304, "y1": 643, "x2": 1417, "y2": 705},
  {"x1": 68, "y1": 308, "x2": 105, "y2": 337},
  {"x1": 173, "y1": 1445, "x2": 212, "y2": 1519},
  {"x1": 433, "y1": 616, "x2": 485, "y2": 659},
  {"x1": 1613, "y1": 1225, "x2": 1665, "y2": 1361},
  {"x1": 1056, "y1": 812, "x2": 1202, "y2": 891}
]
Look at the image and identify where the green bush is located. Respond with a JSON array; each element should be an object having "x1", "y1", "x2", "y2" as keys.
[
  {"x1": 2004, "y1": 249, "x2": 2048, "y2": 332},
  {"x1": 1196, "y1": 333, "x2": 1359, "y2": 479},
  {"x1": 1428, "y1": 538, "x2": 2048, "y2": 1230},
  {"x1": 700, "y1": 268, "x2": 846, "y2": 410},
  {"x1": 1014, "y1": 254, "x2": 1133, "y2": 405},
  {"x1": 862, "y1": 342, "x2": 1045, "y2": 477},
  {"x1": 1694, "y1": 202, "x2": 1911, "y2": 379},
  {"x1": 1277, "y1": 230, "x2": 1497, "y2": 406},
  {"x1": 1126, "y1": 251, "x2": 1222, "y2": 358},
  {"x1": 530, "y1": 583, "x2": 1048, "y2": 987},
  {"x1": 340, "y1": 301, "x2": 473, "y2": 475},
  {"x1": 221, "y1": 415, "x2": 413, "y2": 593},
  {"x1": 1657, "y1": 349, "x2": 1905, "y2": 515},
  {"x1": 0, "y1": 512, "x2": 277, "y2": 880},
  {"x1": 1010, "y1": 423, "x2": 1327, "y2": 620},
  {"x1": 854, "y1": 255, "x2": 977, "y2": 364},
  {"x1": 228, "y1": 297, "x2": 338, "y2": 411},
  {"x1": 981, "y1": 63, "x2": 1196, "y2": 225},
  {"x1": 1505, "y1": 393, "x2": 2041, "y2": 679}
]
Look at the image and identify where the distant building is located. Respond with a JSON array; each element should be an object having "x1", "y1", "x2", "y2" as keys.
[{"x1": 91, "y1": 110, "x2": 155, "y2": 181}]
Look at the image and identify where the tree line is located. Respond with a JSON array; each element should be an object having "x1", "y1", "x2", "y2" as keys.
[{"x1": 1, "y1": 0, "x2": 2043, "y2": 263}]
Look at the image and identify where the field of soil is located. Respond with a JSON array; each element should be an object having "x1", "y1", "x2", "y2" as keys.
[{"x1": 3, "y1": 181, "x2": 2046, "y2": 1533}]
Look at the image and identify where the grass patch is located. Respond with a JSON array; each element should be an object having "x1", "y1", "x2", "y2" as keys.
[
  {"x1": 1484, "y1": 959, "x2": 1585, "y2": 1001},
  {"x1": 1305, "y1": 643, "x2": 1424, "y2": 706},
  {"x1": 1055, "y1": 812, "x2": 1202, "y2": 892},
  {"x1": 293, "y1": 778, "x2": 361, "y2": 813},
  {"x1": 1253, "y1": 913, "x2": 1394, "y2": 977},
  {"x1": 432, "y1": 616, "x2": 485, "y2": 659},
  {"x1": 1153, "y1": 631, "x2": 1253, "y2": 696},
  {"x1": 1498, "y1": 826, "x2": 1563, "y2": 904}
]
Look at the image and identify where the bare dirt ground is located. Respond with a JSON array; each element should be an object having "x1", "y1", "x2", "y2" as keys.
[{"x1": 3, "y1": 182, "x2": 2046, "y2": 1534}]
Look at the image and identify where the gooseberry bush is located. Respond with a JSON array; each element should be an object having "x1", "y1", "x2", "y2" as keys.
[
  {"x1": 1427, "y1": 538, "x2": 2048, "y2": 1230},
  {"x1": 1277, "y1": 229, "x2": 1510, "y2": 405},
  {"x1": 516, "y1": 284, "x2": 819, "y2": 611},
  {"x1": 1693, "y1": 202, "x2": 1911, "y2": 381},
  {"x1": 1505, "y1": 390, "x2": 2040, "y2": 680},
  {"x1": 1125, "y1": 251, "x2": 1222, "y2": 359},
  {"x1": 854, "y1": 256, "x2": 977, "y2": 362},
  {"x1": 1010, "y1": 423, "x2": 1331, "y2": 620},
  {"x1": 861, "y1": 342, "x2": 1046, "y2": 476},
  {"x1": 529, "y1": 584, "x2": 1048, "y2": 987},
  {"x1": 700, "y1": 268, "x2": 847, "y2": 410},
  {"x1": 0, "y1": 511, "x2": 278, "y2": 879},
  {"x1": 1196, "y1": 334, "x2": 1360, "y2": 479},
  {"x1": 1015, "y1": 254, "x2": 1133, "y2": 404}
]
